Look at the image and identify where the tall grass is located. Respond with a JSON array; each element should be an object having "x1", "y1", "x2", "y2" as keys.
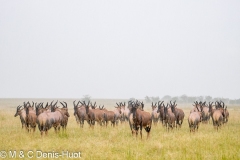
[{"x1": 0, "y1": 99, "x2": 240, "y2": 160}]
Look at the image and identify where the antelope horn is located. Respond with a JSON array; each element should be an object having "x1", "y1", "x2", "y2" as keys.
[
  {"x1": 196, "y1": 106, "x2": 200, "y2": 112},
  {"x1": 160, "y1": 101, "x2": 164, "y2": 106},
  {"x1": 53, "y1": 100, "x2": 58, "y2": 107},
  {"x1": 37, "y1": 103, "x2": 41, "y2": 108},
  {"x1": 221, "y1": 101, "x2": 225, "y2": 108},
  {"x1": 60, "y1": 102, "x2": 65, "y2": 108},
  {"x1": 17, "y1": 105, "x2": 22, "y2": 110},
  {"x1": 50, "y1": 100, "x2": 54, "y2": 106},
  {"x1": 23, "y1": 102, "x2": 27, "y2": 108},
  {"x1": 76, "y1": 101, "x2": 80, "y2": 107},
  {"x1": 79, "y1": 101, "x2": 84, "y2": 105},
  {"x1": 64, "y1": 101, "x2": 67, "y2": 108},
  {"x1": 45, "y1": 102, "x2": 48, "y2": 108}
]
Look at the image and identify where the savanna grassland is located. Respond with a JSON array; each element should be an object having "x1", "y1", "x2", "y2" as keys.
[{"x1": 0, "y1": 99, "x2": 240, "y2": 160}]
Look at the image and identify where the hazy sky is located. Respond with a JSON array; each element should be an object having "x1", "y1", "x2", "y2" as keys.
[{"x1": 0, "y1": 1, "x2": 240, "y2": 99}]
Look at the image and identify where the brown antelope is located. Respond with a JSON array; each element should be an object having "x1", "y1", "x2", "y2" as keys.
[
  {"x1": 129, "y1": 101, "x2": 152, "y2": 139},
  {"x1": 128, "y1": 100, "x2": 143, "y2": 134},
  {"x1": 58, "y1": 101, "x2": 70, "y2": 131},
  {"x1": 151, "y1": 102, "x2": 160, "y2": 126},
  {"x1": 85, "y1": 101, "x2": 105, "y2": 128},
  {"x1": 25, "y1": 102, "x2": 37, "y2": 133},
  {"x1": 224, "y1": 106, "x2": 229, "y2": 124},
  {"x1": 201, "y1": 102, "x2": 210, "y2": 124},
  {"x1": 120, "y1": 102, "x2": 127, "y2": 123},
  {"x1": 188, "y1": 102, "x2": 203, "y2": 132},
  {"x1": 157, "y1": 101, "x2": 165, "y2": 126},
  {"x1": 36, "y1": 103, "x2": 51, "y2": 136},
  {"x1": 113, "y1": 103, "x2": 122, "y2": 126},
  {"x1": 128, "y1": 100, "x2": 136, "y2": 134},
  {"x1": 48, "y1": 101, "x2": 69, "y2": 133},
  {"x1": 163, "y1": 103, "x2": 176, "y2": 131},
  {"x1": 90, "y1": 102, "x2": 105, "y2": 126},
  {"x1": 169, "y1": 101, "x2": 184, "y2": 129},
  {"x1": 128, "y1": 100, "x2": 145, "y2": 134},
  {"x1": 212, "y1": 101, "x2": 226, "y2": 131},
  {"x1": 100, "y1": 106, "x2": 116, "y2": 127},
  {"x1": 220, "y1": 101, "x2": 229, "y2": 124},
  {"x1": 74, "y1": 100, "x2": 87, "y2": 128},
  {"x1": 73, "y1": 101, "x2": 80, "y2": 124},
  {"x1": 14, "y1": 105, "x2": 27, "y2": 130}
]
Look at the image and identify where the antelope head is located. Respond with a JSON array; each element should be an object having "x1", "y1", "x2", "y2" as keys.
[
  {"x1": 73, "y1": 100, "x2": 80, "y2": 115},
  {"x1": 151, "y1": 102, "x2": 157, "y2": 111},
  {"x1": 14, "y1": 105, "x2": 23, "y2": 117},
  {"x1": 157, "y1": 101, "x2": 164, "y2": 113},
  {"x1": 60, "y1": 101, "x2": 70, "y2": 117}
]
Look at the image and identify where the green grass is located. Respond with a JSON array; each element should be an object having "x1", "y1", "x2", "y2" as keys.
[{"x1": 0, "y1": 99, "x2": 240, "y2": 160}]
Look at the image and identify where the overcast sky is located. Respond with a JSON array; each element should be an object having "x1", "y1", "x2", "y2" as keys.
[{"x1": 0, "y1": 1, "x2": 240, "y2": 99}]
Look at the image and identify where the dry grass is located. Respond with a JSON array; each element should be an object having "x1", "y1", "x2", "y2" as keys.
[{"x1": 0, "y1": 99, "x2": 240, "y2": 160}]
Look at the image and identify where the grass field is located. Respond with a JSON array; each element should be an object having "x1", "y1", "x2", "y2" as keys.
[{"x1": 0, "y1": 99, "x2": 240, "y2": 160}]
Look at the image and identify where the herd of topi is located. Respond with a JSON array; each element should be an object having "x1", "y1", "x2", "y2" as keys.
[{"x1": 14, "y1": 100, "x2": 229, "y2": 138}]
